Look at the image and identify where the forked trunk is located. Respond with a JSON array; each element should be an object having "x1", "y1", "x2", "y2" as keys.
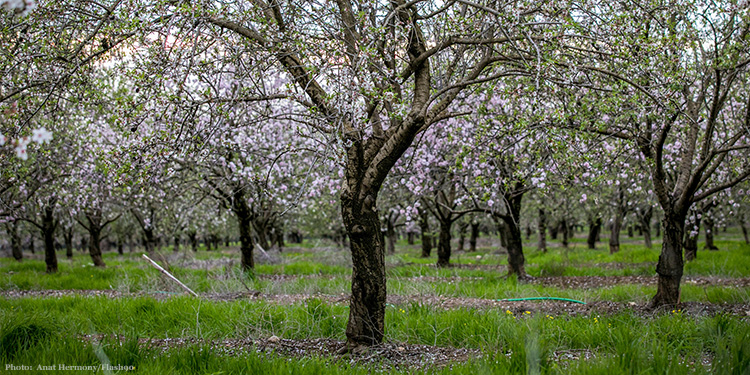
[
  {"x1": 342, "y1": 192, "x2": 386, "y2": 349},
  {"x1": 436, "y1": 219, "x2": 452, "y2": 267},
  {"x1": 650, "y1": 215, "x2": 685, "y2": 308}
]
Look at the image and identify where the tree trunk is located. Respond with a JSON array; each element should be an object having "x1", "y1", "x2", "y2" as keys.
[
  {"x1": 640, "y1": 207, "x2": 653, "y2": 249},
  {"x1": 6, "y1": 221, "x2": 22, "y2": 261},
  {"x1": 501, "y1": 194, "x2": 527, "y2": 279},
  {"x1": 41, "y1": 204, "x2": 58, "y2": 273},
  {"x1": 173, "y1": 235, "x2": 180, "y2": 252},
  {"x1": 457, "y1": 222, "x2": 467, "y2": 252},
  {"x1": 29, "y1": 236, "x2": 35, "y2": 254},
  {"x1": 741, "y1": 218, "x2": 749, "y2": 244},
  {"x1": 419, "y1": 208, "x2": 432, "y2": 258},
  {"x1": 704, "y1": 217, "x2": 718, "y2": 250},
  {"x1": 117, "y1": 241, "x2": 124, "y2": 255},
  {"x1": 650, "y1": 214, "x2": 686, "y2": 307},
  {"x1": 254, "y1": 219, "x2": 271, "y2": 251},
  {"x1": 341, "y1": 191, "x2": 386, "y2": 349},
  {"x1": 87, "y1": 226, "x2": 106, "y2": 267},
  {"x1": 538, "y1": 209, "x2": 547, "y2": 252},
  {"x1": 407, "y1": 232, "x2": 414, "y2": 245},
  {"x1": 586, "y1": 216, "x2": 601, "y2": 249},
  {"x1": 469, "y1": 221, "x2": 479, "y2": 252},
  {"x1": 627, "y1": 225, "x2": 634, "y2": 237},
  {"x1": 684, "y1": 215, "x2": 701, "y2": 262},
  {"x1": 561, "y1": 218, "x2": 570, "y2": 248},
  {"x1": 63, "y1": 227, "x2": 74, "y2": 259},
  {"x1": 232, "y1": 190, "x2": 255, "y2": 271},
  {"x1": 436, "y1": 219, "x2": 452, "y2": 267},
  {"x1": 188, "y1": 231, "x2": 198, "y2": 251},
  {"x1": 609, "y1": 213, "x2": 623, "y2": 254},
  {"x1": 386, "y1": 217, "x2": 396, "y2": 254}
]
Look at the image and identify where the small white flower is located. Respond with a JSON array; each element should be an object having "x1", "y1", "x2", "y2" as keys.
[{"x1": 31, "y1": 127, "x2": 52, "y2": 144}]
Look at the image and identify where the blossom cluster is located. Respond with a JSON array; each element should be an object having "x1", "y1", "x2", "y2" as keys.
[
  {"x1": 0, "y1": 127, "x2": 53, "y2": 160},
  {"x1": 0, "y1": 0, "x2": 36, "y2": 16}
]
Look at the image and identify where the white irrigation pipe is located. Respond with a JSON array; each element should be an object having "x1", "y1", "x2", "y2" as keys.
[{"x1": 142, "y1": 254, "x2": 199, "y2": 297}]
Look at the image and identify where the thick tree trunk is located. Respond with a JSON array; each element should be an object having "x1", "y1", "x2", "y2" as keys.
[
  {"x1": 704, "y1": 217, "x2": 718, "y2": 250},
  {"x1": 741, "y1": 218, "x2": 749, "y2": 244},
  {"x1": 254, "y1": 219, "x2": 271, "y2": 251},
  {"x1": 436, "y1": 219, "x2": 452, "y2": 267},
  {"x1": 419, "y1": 208, "x2": 432, "y2": 258},
  {"x1": 41, "y1": 204, "x2": 58, "y2": 273},
  {"x1": 538, "y1": 209, "x2": 547, "y2": 252},
  {"x1": 587, "y1": 216, "x2": 601, "y2": 249},
  {"x1": 469, "y1": 222, "x2": 479, "y2": 252},
  {"x1": 117, "y1": 241, "x2": 124, "y2": 255},
  {"x1": 501, "y1": 194, "x2": 527, "y2": 278},
  {"x1": 627, "y1": 225, "x2": 634, "y2": 238},
  {"x1": 561, "y1": 218, "x2": 570, "y2": 248},
  {"x1": 87, "y1": 227, "x2": 106, "y2": 267},
  {"x1": 232, "y1": 191, "x2": 256, "y2": 271},
  {"x1": 6, "y1": 221, "x2": 22, "y2": 261},
  {"x1": 341, "y1": 192, "x2": 386, "y2": 349},
  {"x1": 29, "y1": 236, "x2": 35, "y2": 254},
  {"x1": 650, "y1": 214, "x2": 686, "y2": 307}
]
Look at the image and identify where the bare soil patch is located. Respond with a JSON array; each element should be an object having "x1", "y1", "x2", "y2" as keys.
[{"x1": 81, "y1": 335, "x2": 480, "y2": 371}]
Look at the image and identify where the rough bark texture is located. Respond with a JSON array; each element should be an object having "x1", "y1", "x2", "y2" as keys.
[
  {"x1": 419, "y1": 208, "x2": 432, "y2": 257},
  {"x1": 538, "y1": 209, "x2": 547, "y2": 252},
  {"x1": 650, "y1": 214, "x2": 685, "y2": 307},
  {"x1": 586, "y1": 216, "x2": 601, "y2": 249},
  {"x1": 469, "y1": 222, "x2": 479, "y2": 252},
  {"x1": 436, "y1": 219, "x2": 452, "y2": 267},
  {"x1": 342, "y1": 192, "x2": 386, "y2": 348}
]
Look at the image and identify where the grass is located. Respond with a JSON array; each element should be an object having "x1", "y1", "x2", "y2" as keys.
[{"x1": 1, "y1": 230, "x2": 750, "y2": 374}]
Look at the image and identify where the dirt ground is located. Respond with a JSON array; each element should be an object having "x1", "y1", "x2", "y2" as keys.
[{"x1": 4, "y1": 287, "x2": 750, "y2": 318}]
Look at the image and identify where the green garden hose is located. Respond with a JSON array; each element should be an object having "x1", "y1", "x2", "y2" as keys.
[{"x1": 497, "y1": 297, "x2": 586, "y2": 304}]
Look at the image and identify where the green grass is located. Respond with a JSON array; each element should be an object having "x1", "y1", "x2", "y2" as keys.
[
  {"x1": 2, "y1": 296, "x2": 749, "y2": 374},
  {"x1": 2, "y1": 234, "x2": 750, "y2": 373}
]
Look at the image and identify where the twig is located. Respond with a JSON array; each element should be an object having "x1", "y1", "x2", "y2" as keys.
[{"x1": 142, "y1": 254, "x2": 199, "y2": 297}]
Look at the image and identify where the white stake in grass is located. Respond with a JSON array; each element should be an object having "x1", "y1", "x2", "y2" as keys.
[{"x1": 142, "y1": 254, "x2": 199, "y2": 297}]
